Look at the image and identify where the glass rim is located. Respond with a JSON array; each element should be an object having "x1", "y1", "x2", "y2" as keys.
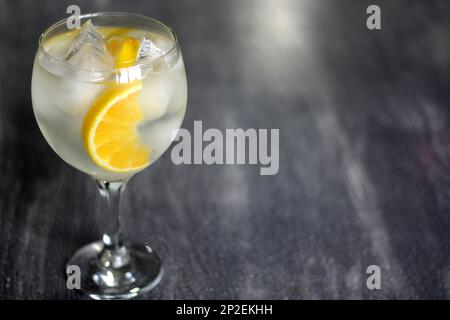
[{"x1": 37, "y1": 11, "x2": 179, "y2": 74}]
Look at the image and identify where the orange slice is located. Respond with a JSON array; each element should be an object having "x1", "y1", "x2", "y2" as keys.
[
  {"x1": 82, "y1": 35, "x2": 149, "y2": 172},
  {"x1": 106, "y1": 36, "x2": 140, "y2": 68}
]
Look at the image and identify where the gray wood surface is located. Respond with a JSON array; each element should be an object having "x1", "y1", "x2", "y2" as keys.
[{"x1": 0, "y1": 0, "x2": 449, "y2": 299}]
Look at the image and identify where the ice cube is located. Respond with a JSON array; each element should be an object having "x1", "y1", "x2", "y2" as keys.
[
  {"x1": 67, "y1": 45, "x2": 113, "y2": 70},
  {"x1": 54, "y1": 79, "x2": 106, "y2": 117},
  {"x1": 138, "y1": 75, "x2": 171, "y2": 121},
  {"x1": 136, "y1": 37, "x2": 165, "y2": 61},
  {"x1": 65, "y1": 20, "x2": 113, "y2": 70},
  {"x1": 65, "y1": 20, "x2": 104, "y2": 59}
]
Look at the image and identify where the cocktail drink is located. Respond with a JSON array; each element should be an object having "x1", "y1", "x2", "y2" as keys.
[{"x1": 31, "y1": 13, "x2": 187, "y2": 299}]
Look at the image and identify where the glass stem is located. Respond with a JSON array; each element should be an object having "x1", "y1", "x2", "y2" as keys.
[{"x1": 96, "y1": 180, "x2": 129, "y2": 269}]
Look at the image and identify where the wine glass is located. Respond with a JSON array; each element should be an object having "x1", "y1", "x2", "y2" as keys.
[{"x1": 31, "y1": 12, "x2": 187, "y2": 299}]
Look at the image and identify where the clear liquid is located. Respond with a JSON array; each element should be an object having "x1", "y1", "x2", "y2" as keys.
[{"x1": 32, "y1": 27, "x2": 187, "y2": 181}]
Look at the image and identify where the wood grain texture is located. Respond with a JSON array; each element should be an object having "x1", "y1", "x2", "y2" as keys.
[{"x1": 0, "y1": 0, "x2": 449, "y2": 299}]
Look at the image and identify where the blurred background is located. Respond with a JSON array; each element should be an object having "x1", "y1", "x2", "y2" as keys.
[{"x1": 0, "y1": 0, "x2": 449, "y2": 299}]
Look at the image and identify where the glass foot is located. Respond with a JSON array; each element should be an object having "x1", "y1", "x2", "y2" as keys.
[{"x1": 67, "y1": 241, "x2": 163, "y2": 300}]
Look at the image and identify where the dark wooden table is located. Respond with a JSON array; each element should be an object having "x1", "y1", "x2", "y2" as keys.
[{"x1": 0, "y1": 0, "x2": 449, "y2": 299}]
